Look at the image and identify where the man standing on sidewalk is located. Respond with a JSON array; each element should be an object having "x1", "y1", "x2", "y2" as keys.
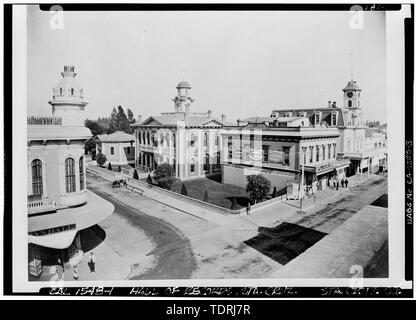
[
  {"x1": 345, "y1": 178, "x2": 349, "y2": 188},
  {"x1": 88, "y1": 252, "x2": 96, "y2": 273}
]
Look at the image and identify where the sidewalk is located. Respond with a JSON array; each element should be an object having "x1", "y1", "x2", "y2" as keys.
[
  {"x1": 269, "y1": 204, "x2": 388, "y2": 278},
  {"x1": 240, "y1": 173, "x2": 385, "y2": 228}
]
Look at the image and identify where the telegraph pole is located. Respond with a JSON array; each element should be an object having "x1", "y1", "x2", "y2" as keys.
[{"x1": 299, "y1": 149, "x2": 305, "y2": 211}]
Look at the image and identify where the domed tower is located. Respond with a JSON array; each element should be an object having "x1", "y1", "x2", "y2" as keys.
[
  {"x1": 172, "y1": 80, "x2": 194, "y2": 113},
  {"x1": 48, "y1": 65, "x2": 88, "y2": 126},
  {"x1": 342, "y1": 80, "x2": 361, "y2": 109}
]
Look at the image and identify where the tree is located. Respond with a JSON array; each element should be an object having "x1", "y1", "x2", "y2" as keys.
[
  {"x1": 108, "y1": 107, "x2": 118, "y2": 134},
  {"x1": 231, "y1": 197, "x2": 238, "y2": 210},
  {"x1": 84, "y1": 137, "x2": 96, "y2": 155},
  {"x1": 96, "y1": 153, "x2": 107, "y2": 166},
  {"x1": 133, "y1": 169, "x2": 139, "y2": 180},
  {"x1": 203, "y1": 189, "x2": 209, "y2": 202},
  {"x1": 146, "y1": 173, "x2": 153, "y2": 184},
  {"x1": 127, "y1": 108, "x2": 136, "y2": 124},
  {"x1": 108, "y1": 162, "x2": 112, "y2": 171},
  {"x1": 181, "y1": 183, "x2": 188, "y2": 196},
  {"x1": 272, "y1": 186, "x2": 277, "y2": 198},
  {"x1": 116, "y1": 106, "x2": 131, "y2": 133},
  {"x1": 153, "y1": 163, "x2": 174, "y2": 189},
  {"x1": 246, "y1": 175, "x2": 271, "y2": 204},
  {"x1": 85, "y1": 119, "x2": 104, "y2": 136}
]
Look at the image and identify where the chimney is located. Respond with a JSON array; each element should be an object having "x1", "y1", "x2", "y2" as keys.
[
  {"x1": 207, "y1": 110, "x2": 212, "y2": 119},
  {"x1": 138, "y1": 114, "x2": 142, "y2": 124},
  {"x1": 332, "y1": 101, "x2": 337, "y2": 108},
  {"x1": 237, "y1": 119, "x2": 241, "y2": 126},
  {"x1": 328, "y1": 101, "x2": 332, "y2": 108},
  {"x1": 221, "y1": 114, "x2": 226, "y2": 123}
]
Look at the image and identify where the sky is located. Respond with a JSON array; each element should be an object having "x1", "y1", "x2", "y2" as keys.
[{"x1": 27, "y1": 7, "x2": 387, "y2": 123}]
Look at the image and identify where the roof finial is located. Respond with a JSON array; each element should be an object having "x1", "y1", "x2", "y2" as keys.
[{"x1": 350, "y1": 51, "x2": 354, "y2": 81}]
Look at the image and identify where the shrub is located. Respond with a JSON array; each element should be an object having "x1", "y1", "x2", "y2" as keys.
[
  {"x1": 153, "y1": 163, "x2": 175, "y2": 189},
  {"x1": 96, "y1": 153, "x2": 107, "y2": 166},
  {"x1": 272, "y1": 186, "x2": 277, "y2": 198},
  {"x1": 246, "y1": 174, "x2": 271, "y2": 204},
  {"x1": 181, "y1": 183, "x2": 188, "y2": 196},
  {"x1": 231, "y1": 197, "x2": 238, "y2": 210},
  {"x1": 108, "y1": 162, "x2": 112, "y2": 171},
  {"x1": 133, "y1": 169, "x2": 139, "y2": 180},
  {"x1": 203, "y1": 189, "x2": 209, "y2": 202},
  {"x1": 146, "y1": 173, "x2": 153, "y2": 184}
]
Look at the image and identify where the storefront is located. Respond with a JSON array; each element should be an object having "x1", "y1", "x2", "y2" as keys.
[{"x1": 28, "y1": 230, "x2": 84, "y2": 278}]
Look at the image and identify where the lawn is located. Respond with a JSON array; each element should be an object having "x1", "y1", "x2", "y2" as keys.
[{"x1": 170, "y1": 178, "x2": 250, "y2": 210}]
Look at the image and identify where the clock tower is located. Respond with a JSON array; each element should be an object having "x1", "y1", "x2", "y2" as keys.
[{"x1": 342, "y1": 80, "x2": 361, "y2": 109}]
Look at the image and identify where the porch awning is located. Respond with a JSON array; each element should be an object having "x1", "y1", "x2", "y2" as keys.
[{"x1": 28, "y1": 229, "x2": 77, "y2": 249}]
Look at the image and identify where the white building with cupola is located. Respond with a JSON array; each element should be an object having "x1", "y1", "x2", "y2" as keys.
[
  {"x1": 27, "y1": 66, "x2": 114, "y2": 279},
  {"x1": 132, "y1": 80, "x2": 229, "y2": 180}
]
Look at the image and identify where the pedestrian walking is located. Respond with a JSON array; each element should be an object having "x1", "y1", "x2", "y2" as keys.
[
  {"x1": 72, "y1": 265, "x2": 79, "y2": 280},
  {"x1": 246, "y1": 203, "x2": 251, "y2": 215},
  {"x1": 313, "y1": 193, "x2": 317, "y2": 204},
  {"x1": 345, "y1": 178, "x2": 349, "y2": 188},
  {"x1": 336, "y1": 181, "x2": 339, "y2": 190},
  {"x1": 341, "y1": 178, "x2": 345, "y2": 188},
  {"x1": 88, "y1": 252, "x2": 96, "y2": 273}
]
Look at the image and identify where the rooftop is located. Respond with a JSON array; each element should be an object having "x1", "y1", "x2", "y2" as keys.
[{"x1": 96, "y1": 131, "x2": 135, "y2": 143}]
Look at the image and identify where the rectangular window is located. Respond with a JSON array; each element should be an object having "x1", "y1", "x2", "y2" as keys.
[
  {"x1": 127, "y1": 147, "x2": 131, "y2": 155},
  {"x1": 203, "y1": 133, "x2": 208, "y2": 147},
  {"x1": 262, "y1": 145, "x2": 269, "y2": 163},
  {"x1": 310, "y1": 147, "x2": 314, "y2": 164},
  {"x1": 215, "y1": 135, "x2": 219, "y2": 146},
  {"x1": 228, "y1": 142, "x2": 233, "y2": 160},
  {"x1": 331, "y1": 113, "x2": 337, "y2": 126},
  {"x1": 316, "y1": 146, "x2": 320, "y2": 162},
  {"x1": 110, "y1": 147, "x2": 114, "y2": 155},
  {"x1": 282, "y1": 147, "x2": 290, "y2": 165},
  {"x1": 315, "y1": 113, "x2": 321, "y2": 124}
]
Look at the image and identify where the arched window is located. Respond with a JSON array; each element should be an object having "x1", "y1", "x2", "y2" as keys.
[
  {"x1": 322, "y1": 145, "x2": 326, "y2": 161},
  {"x1": 166, "y1": 133, "x2": 170, "y2": 147},
  {"x1": 348, "y1": 100, "x2": 352, "y2": 107},
  {"x1": 65, "y1": 158, "x2": 76, "y2": 193},
  {"x1": 173, "y1": 133, "x2": 176, "y2": 148},
  {"x1": 59, "y1": 88, "x2": 63, "y2": 95},
  {"x1": 138, "y1": 131, "x2": 142, "y2": 144},
  {"x1": 147, "y1": 132, "x2": 150, "y2": 146},
  {"x1": 71, "y1": 88, "x2": 74, "y2": 95},
  {"x1": 31, "y1": 159, "x2": 43, "y2": 196},
  {"x1": 79, "y1": 156, "x2": 85, "y2": 190}
]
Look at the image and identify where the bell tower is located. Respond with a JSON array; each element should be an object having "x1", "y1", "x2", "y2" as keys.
[
  {"x1": 172, "y1": 80, "x2": 194, "y2": 114},
  {"x1": 342, "y1": 80, "x2": 361, "y2": 109}
]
